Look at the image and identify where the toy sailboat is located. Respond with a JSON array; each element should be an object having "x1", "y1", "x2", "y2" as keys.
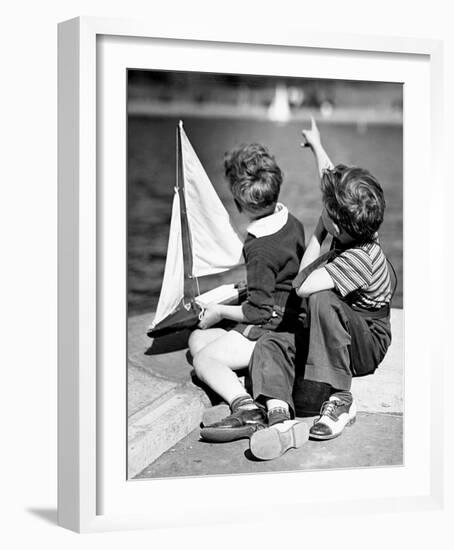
[{"x1": 147, "y1": 121, "x2": 246, "y2": 338}]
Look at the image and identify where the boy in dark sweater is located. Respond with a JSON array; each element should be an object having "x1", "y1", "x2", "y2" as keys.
[
  {"x1": 248, "y1": 119, "x2": 393, "y2": 460},
  {"x1": 188, "y1": 144, "x2": 305, "y2": 443}
]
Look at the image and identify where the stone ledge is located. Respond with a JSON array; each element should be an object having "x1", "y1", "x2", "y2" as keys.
[{"x1": 128, "y1": 383, "x2": 210, "y2": 478}]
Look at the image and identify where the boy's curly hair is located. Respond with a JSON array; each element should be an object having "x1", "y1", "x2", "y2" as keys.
[
  {"x1": 224, "y1": 144, "x2": 282, "y2": 213},
  {"x1": 321, "y1": 164, "x2": 385, "y2": 242}
]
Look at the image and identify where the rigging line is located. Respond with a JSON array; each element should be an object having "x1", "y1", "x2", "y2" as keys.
[{"x1": 195, "y1": 274, "x2": 201, "y2": 297}]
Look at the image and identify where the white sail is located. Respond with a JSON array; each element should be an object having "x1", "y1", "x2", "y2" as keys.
[
  {"x1": 180, "y1": 124, "x2": 244, "y2": 277},
  {"x1": 151, "y1": 189, "x2": 184, "y2": 327},
  {"x1": 268, "y1": 83, "x2": 291, "y2": 123}
]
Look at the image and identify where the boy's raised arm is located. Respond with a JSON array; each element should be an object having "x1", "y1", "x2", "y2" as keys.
[
  {"x1": 293, "y1": 118, "x2": 336, "y2": 296},
  {"x1": 297, "y1": 117, "x2": 332, "y2": 271},
  {"x1": 301, "y1": 117, "x2": 334, "y2": 176}
]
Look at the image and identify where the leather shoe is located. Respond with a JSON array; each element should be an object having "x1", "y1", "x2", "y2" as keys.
[
  {"x1": 200, "y1": 406, "x2": 266, "y2": 443},
  {"x1": 309, "y1": 392, "x2": 357, "y2": 440},
  {"x1": 201, "y1": 403, "x2": 231, "y2": 427}
]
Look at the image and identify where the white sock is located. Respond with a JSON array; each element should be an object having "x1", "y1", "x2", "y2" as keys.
[
  {"x1": 266, "y1": 399, "x2": 290, "y2": 413},
  {"x1": 240, "y1": 403, "x2": 259, "y2": 410}
]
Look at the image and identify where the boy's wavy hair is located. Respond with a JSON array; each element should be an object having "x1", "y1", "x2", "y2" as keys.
[
  {"x1": 224, "y1": 144, "x2": 282, "y2": 213},
  {"x1": 321, "y1": 164, "x2": 386, "y2": 242}
]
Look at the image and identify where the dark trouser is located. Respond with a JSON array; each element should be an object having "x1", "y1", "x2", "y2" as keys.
[{"x1": 249, "y1": 290, "x2": 392, "y2": 416}]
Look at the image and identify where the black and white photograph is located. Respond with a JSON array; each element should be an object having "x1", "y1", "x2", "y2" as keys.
[{"x1": 127, "y1": 70, "x2": 403, "y2": 480}]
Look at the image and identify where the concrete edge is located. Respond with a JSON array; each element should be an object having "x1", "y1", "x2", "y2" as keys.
[{"x1": 128, "y1": 384, "x2": 210, "y2": 479}]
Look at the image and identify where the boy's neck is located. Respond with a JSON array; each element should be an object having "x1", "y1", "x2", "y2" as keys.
[
  {"x1": 246, "y1": 204, "x2": 278, "y2": 223},
  {"x1": 337, "y1": 232, "x2": 356, "y2": 246},
  {"x1": 335, "y1": 233, "x2": 377, "y2": 249}
]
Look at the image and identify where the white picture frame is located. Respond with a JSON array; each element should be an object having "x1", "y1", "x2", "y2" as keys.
[{"x1": 58, "y1": 16, "x2": 445, "y2": 533}]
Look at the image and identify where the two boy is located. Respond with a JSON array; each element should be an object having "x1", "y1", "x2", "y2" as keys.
[{"x1": 191, "y1": 119, "x2": 393, "y2": 460}]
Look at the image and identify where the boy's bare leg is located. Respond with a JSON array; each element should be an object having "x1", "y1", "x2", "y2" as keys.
[
  {"x1": 188, "y1": 328, "x2": 228, "y2": 357},
  {"x1": 194, "y1": 331, "x2": 267, "y2": 442},
  {"x1": 189, "y1": 328, "x2": 250, "y2": 427},
  {"x1": 192, "y1": 330, "x2": 256, "y2": 405}
]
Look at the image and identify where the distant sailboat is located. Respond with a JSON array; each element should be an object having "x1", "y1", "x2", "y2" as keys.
[
  {"x1": 147, "y1": 121, "x2": 245, "y2": 338},
  {"x1": 268, "y1": 83, "x2": 291, "y2": 123}
]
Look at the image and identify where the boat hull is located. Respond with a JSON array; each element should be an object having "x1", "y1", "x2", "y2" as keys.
[
  {"x1": 147, "y1": 283, "x2": 247, "y2": 338},
  {"x1": 147, "y1": 301, "x2": 202, "y2": 338}
]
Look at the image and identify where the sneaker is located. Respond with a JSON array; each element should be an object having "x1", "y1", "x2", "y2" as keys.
[
  {"x1": 250, "y1": 420, "x2": 309, "y2": 460},
  {"x1": 309, "y1": 391, "x2": 357, "y2": 440},
  {"x1": 200, "y1": 404, "x2": 266, "y2": 443}
]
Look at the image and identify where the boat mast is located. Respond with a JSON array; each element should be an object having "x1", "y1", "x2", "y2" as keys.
[{"x1": 177, "y1": 120, "x2": 200, "y2": 301}]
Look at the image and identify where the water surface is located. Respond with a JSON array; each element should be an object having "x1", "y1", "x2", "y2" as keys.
[{"x1": 128, "y1": 117, "x2": 403, "y2": 314}]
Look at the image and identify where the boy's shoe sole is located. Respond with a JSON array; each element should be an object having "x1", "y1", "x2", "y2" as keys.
[
  {"x1": 250, "y1": 420, "x2": 309, "y2": 460},
  {"x1": 309, "y1": 415, "x2": 356, "y2": 440}
]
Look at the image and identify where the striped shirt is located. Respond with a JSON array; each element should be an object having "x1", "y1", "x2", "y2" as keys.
[{"x1": 325, "y1": 240, "x2": 392, "y2": 310}]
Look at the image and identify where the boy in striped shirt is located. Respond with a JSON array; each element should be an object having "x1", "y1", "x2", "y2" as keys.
[{"x1": 248, "y1": 119, "x2": 393, "y2": 460}]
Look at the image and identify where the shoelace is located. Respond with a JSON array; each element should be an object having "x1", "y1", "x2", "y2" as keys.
[{"x1": 315, "y1": 400, "x2": 342, "y2": 423}]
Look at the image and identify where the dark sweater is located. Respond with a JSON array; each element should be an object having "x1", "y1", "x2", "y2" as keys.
[{"x1": 241, "y1": 213, "x2": 305, "y2": 324}]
